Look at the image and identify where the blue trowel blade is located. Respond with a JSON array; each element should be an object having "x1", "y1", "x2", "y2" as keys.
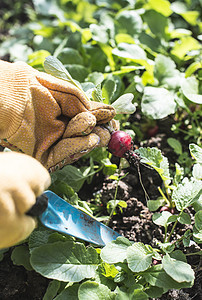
[{"x1": 39, "y1": 190, "x2": 121, "y2": 247}]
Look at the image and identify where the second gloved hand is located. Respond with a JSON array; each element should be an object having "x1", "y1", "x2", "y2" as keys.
[{"x1": 0, "y1": 60, "x2": 117, "y2": 172}]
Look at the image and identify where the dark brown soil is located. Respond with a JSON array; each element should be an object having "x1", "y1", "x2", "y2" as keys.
[{"x1": 0, "y1": 124, "x2": 201, "y2": 299}]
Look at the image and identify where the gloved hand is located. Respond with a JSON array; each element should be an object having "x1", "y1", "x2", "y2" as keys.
[
  {"x1": 0, "y1": 152, "x2": 51, "y2": 249},
  {"x1": 0, "y1": 60, "x2": 117, "y2": 172}
]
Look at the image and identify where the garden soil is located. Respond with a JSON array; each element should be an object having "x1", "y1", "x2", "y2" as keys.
[{"x1": 0, "y1": 118, "x2": 201, "y2": 300}]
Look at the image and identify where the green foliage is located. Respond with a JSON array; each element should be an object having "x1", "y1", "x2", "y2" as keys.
[{"x1": 1, "y1": 0, "x2": 201, "y2": 298}]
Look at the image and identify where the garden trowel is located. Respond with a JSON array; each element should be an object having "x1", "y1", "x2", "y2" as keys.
[{"x1": 27, "y1": 190, "x2": 120, "y2": 247}]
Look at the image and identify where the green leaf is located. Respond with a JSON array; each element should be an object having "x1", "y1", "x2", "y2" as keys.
[
  {"x1": 116, "y1": 10, "x2": 143, "y2": 36},
  {"x1": 112, "y1": 93, "x2": 136, "y2": 114},
  {"x1": 28, "y1": 50, "x2": 51, "y2": 69},
  {"x1": 154, "y1": 54, "x2": 181, "y2": 90},
  {"x1": 44, "y1": 55, "x2": 81, "y2": 90},
  {"x1": 172, "y1": 178, "x2": 202, "y2": 211},
  {"x1": 100, "y1": 237, "x2": 132, "y2": 264},
  {"x1": 11, "y1": 245, "x2": 32, "y2": 271},
  {"x1": 57, "y1": 47, "x2": 83, "y2": 65},
  {"x1": 54, "y1": 284, "x2": 79, "y2": 300},
  {"x1": 193, "y1": 225, "x2": 202, "y2": 244},
  {"x1": 143, "y1": 10, "x2": 168, "y2": 38},
  {"x1": 43, "y1": 280, "x2": 61, "y2": 300},
  {"x1": 102, "y1": 77, "x2": 116, "y2": 104},
  {"x1": 162, "y1": 254, "x2": 195, "y2": 283},
  {"x1": 152, "y1": 211, "x2": 173, "y2": 227},
  {"x1": 144, "y1": 0, "x2": 172, "y2": 17},
  {"x1": 127, "y1": 243, "x2": 153, "y2": 272},
  {"x1": 189, "y1": 144, "x2": 202, "y2": 163},
  {"x1": 141, "y1": 87, "x2": 177, "y2": 119},
  {"x1": 181, "y1": 77, "x2": 202, "y2": 104},
  {"x1": 192, "y1": 164, "x2": 202, "y2": 180},
  {"x1": 185, "y1": 62, "x2": 202, "y2": 78},
  {"x1": 136, "y1": 147, "x2": 171, "y2": 183},
  {"x1": 167, "y1": 138, "x2": 182, "y2": 155},
  {"x1": 112, "y1": 43, "x2": 147, "y2": 61},
  {"x1": 30, "y1": 241, "x2": 99, "y2": 282},
  {"x1": 178, "y1": 212, "x2": 191, "y2": 225},
  {"x1": 78, "y1": 281, "x2": 115, "y2": 300},
  {"x1": 0, "y1": 248, "x2": 8, "y2": 262},
  {"x1": 115, "y1": 285, "x2": 148, "y2": 300},
  {"x1": 144, "y1": 264, "x2": 194, "y2": 290},
  {"x1": 147, "y1": 199, "x2": 165, "y2": 211},
  {"x1": 195, "y1": 210, "x2": 202, "y2": 231},
  {"x1": 52, "y1": 165, "x2": 86, "y2": 192},
  {"x1": 171, "y1": 36, "x2": 201, "y2": 60}
]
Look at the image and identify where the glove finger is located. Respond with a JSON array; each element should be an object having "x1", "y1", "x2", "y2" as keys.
[
  {"x1": 36, "y1": 73, "x2": 91, "y2": 117},
  {"x1": 47, "y1": 133, "x2": 100, "y2": 172},
  {"x1": 92, "y1": 126, "x2": 111, "y2": 147},
  {"x1": 63, "y1": 112, "x2": 96, "y2": 138},
  {"x1": 89, "y1": 101, "x2": 116, "y2": 123},
  {"x1": 92, "y1": 119, "x2": 120, "y2": 147}
]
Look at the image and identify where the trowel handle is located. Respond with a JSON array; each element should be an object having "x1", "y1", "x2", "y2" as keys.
[{"x1": 26, "y1": 193, "x2": 48, "y2": 217}]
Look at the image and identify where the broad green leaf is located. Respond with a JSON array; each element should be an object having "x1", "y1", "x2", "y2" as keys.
[
  {"x1": 144, "y1": 264, "x2": 194, "y2": 290},
  {"x1": 193, "y1": 164, "x2": 202, "y2": 180},
  {"x1": 171, "y1": 36, "x2": 201, "y2": 60},
  {"x1": 141, "y1": 87, "x2": 177, "y2": 119},
  {"x1": 152, "y1": 211, "x2": 173, "y2": 227},
  {"x1": 174, "y1": 162, "x2": 184, "y2": 184},
  {"x1": 144, "y1": 0, "x2": 172, "y2": 17},
  {"x1": 44, "y1": 56, "x2": 81, "y2": 89},
  {"x1": 170, "y1": 250, "x2": 187, "y2": 263},
  {"x1": 193, "y1": 225, "x2": 202, "y2": 244},
  {"x1": 102, "y1": 77, "x2": 116, "y2": 104},
  {"x1": 100, "y1": 237, "x2": 132, "y2": 264},
  {"x1": 28, "y1": 50, "x2": 50, "y2": 68},
  {"x1": 181, "y1": 11, "x2": 200, "y2": 26},
  {"x1": 189, "y1": 144, "x2": 202, "y2": 163},
  {"x1": 178, "y1": 212, "x2": 191, "y2": 225},
  {"x1": 136, "y1": 147, "x2": 171, "y2": 183},
  {"x1": 30, "y1": 241, "x2": 99, "y2": 282},
  {"x1": 146, "y1": 286, "x2": 164, "y2": 298},
  {"x1": 116, "y1": 10, "x2": 143, "y2": 36},
  {"x1": 143, "y1": 10, "x2": 168, "y2": 38},
  {"x1": 127, "y1": 243, "x2": 153, "y2": 272},
  {"x1": 172, "y1": 178, "x2": 202, "y2": 211},
  {"x1": 52, "y1": 165, "x2": 86, "y2": 192},
  {"x1": 195, "y1": 210, "x2": 202, "y2": 231},
  {"x1": 162, "y1": 254, "x2": 195, "y2": 283},
  {"x1": 181, "y1": 77, "x2": 202, "y2": 104},
  {"x1": 43, "y1": 280, "x2": 61, "y2": 300},
  {"x1": 112, "y1": 43, "x2": 147, "y2": 61},
  {"x1": 29, "y1": 229, "x2": 53, "y2": 253},
  {"x1": 167, "y1": 138, "x2": 182, "y2": 155},
  {"x1": 99, "y1": 262, "x2": 119, "y2": 278},
  {"x1": 78, "y1": 281, "x2": 115, "y2": 300},
  {"x1": 154, "y1": 54, "x2": 181, "y2": 90},
  {"x1": 54, "y1": 284, "x2": 79, "y2": 300},
  {"x1": 147, "y1": 199, "x2": 165, "y2": 211},
  {"x1": 112, "y1": 93, "x2": 136, "y2": 114},
  {"x1": 90, "y1": 24, "x2": 109, "y2": 44},
  {"x1": 115, "y1": 285, "x2": 148, "y2": 300},
  {"x1": 11, "y1": 245, "x2": 32, "y2": 271},
  {"x1": 57, "y1": 48, "x2": 83, "y2": 65}
]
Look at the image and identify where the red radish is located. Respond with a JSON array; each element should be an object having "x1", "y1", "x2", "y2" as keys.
[
  {"x1": 108, "y1": 131, "x2": 133, "y2": 158},
  {"x1": 108, "y1": 130, "x2": 141, "y2": 166},
  {"x1": 107, "y1": 130, "x2": 150, "y2": 201}
]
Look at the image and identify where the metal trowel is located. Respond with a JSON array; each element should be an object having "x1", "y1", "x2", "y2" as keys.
[{"x1": 27, "y1": 190, "x2": 120, "y2": 247}]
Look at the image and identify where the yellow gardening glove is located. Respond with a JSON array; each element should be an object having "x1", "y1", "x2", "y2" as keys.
[
  {"x1": 0, "y1": 59, "x2": 117, "y2": 172},
  {"x1": 0, "y1": 152, "x2": 51, "y2": 249}
]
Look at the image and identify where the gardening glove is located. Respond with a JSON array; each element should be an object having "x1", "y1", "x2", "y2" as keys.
[
  {"x1": 0, "y1": 152, "x2": 51, "y2": 249},
  {"x1": 0, "y1": 59, "x2": 117, "y2": 172}
]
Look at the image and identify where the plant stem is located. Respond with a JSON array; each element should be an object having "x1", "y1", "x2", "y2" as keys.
[
  {"x1": 166, "y1": 219, "x2": 178, "y2": 242},
  {"x1": 158, "y1": 187, "x2": 170, "y2": 205}
]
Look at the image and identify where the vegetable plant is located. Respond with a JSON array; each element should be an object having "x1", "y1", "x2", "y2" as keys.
[{"x1": 0, "y1": 0, "x2": 201, "y2": 299}]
